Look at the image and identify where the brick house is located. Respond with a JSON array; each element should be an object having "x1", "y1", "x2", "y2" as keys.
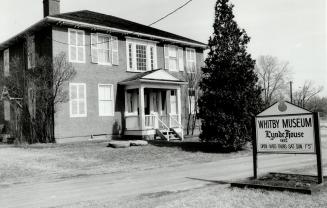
[{"x1": 0, "y1": 0, "x2": 206, "y2": 143}]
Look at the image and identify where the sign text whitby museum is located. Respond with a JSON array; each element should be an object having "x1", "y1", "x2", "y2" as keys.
[{"x1": 256, "y1": 103, "x2": 315, "y2": 153}]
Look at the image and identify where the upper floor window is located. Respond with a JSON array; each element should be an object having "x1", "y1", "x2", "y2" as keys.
[
  {"x1": 3, "y1": 49, "x2": 9, "y2": 77},
  {"x1": 164, "y1": 45, "x2": 184, "y2": 72},
  {"x1": 126, "y1": 38, "x2": 157, "y2": 72},
  {"x1": 91, "y1": 33, "x2": 119, "y2": 66},
  {"x1": 69, "y1": 83, "x2": 87, "y2": 117},
  {"x1": 27, "y1": 35, "x2": 35, "y2": 69},
  {"x1": 68, "y1": 29, "x2": 85, "y2": 63},
  {"x1": 186, "y1": 48, "x2": 196, "y2": 73}
]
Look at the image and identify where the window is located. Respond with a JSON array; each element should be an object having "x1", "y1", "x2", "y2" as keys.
[
  {"x1": 98, "y1": 84, "x2": 114, "y2": 116},
  {"x1": 186, "y1": 48, "x2": 196, "y2": 73},
  {"x1": 164, "y1": 45, "x2": 184, "y2": 72},
  {"x1": 126, "y1": 38, "x2": 157, "y2": 72},
  {"x1": 188, "y1": 88, "x2": 196, "y2": 114},
  {"x1": 91, "y1": 33, "x2": 119, "y2": 65},
  {"x1": 69, "y1": 83, "x2": 87, "y2": 117},
  {"x1": 4, "y1": 100, "x2": 10, "y2": 121},
  {"x1": 3, "y1": 49, "x2": 9, "y2": 77},
  {"x1": 27, "y1": 35, "x2": 35, "y2": 69},
  {"x1": 68, "y1": 29, "x2": 85, "y2": 63},
  {"x1": 136, "y1": 44, "x2": 147, "y2": 71}
]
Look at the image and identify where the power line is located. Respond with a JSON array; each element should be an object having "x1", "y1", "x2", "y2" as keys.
[
  {"x1": 49, "y1": 0, "x2": 194, "y2": 46},
  {"x1": 148, "y1": 0, "x2": 193, "y2": 27}
]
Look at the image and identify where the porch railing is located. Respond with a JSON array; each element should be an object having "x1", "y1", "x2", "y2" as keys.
[{"x1": 169, "y1": 114, "x2": 184, "y2": 140}]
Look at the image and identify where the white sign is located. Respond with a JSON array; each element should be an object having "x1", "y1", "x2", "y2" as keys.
[
  {"x1": 256, "y1": 114, "x2": 315, "y2": 153},
  {"x1": 255, "y1": 101, "x2": 316, "y2": 154}
]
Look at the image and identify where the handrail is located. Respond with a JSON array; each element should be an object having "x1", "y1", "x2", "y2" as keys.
[
  {"x1": 169, "y1": 114, "x2": 184, "y2": 140},
  {"x1": 154, "y1": 114, "x2": 170, "y2": 141}
]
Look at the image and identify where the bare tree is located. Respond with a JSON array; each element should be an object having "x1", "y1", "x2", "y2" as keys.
[
  {"x1": 293, "y1": 80, "x2": 324, "y2": 108},
  {"x1": 306, "y1": 96, "x2": 327, "y2": 116},
  {"x1": 255, "y1": 55, "x2": 291, "y2": 107},
  {"x1": 182, "y1": 65, "x2": 202, "y2": 135},
  {"x1": 3, "y1": 52, "x2": 76, "y2": 143}
]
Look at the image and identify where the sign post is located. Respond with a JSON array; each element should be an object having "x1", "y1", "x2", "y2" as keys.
[
  {"x1": 313, "y1": 112, "x2": 323, "y2": 183},
  {"x1": 253, "y1": 101, "x2": 323, "y2": 184}
]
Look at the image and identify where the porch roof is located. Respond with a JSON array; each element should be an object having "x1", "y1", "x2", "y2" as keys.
[{"x1": 119, "y1": 69, "x2": 188, "y2": 86}]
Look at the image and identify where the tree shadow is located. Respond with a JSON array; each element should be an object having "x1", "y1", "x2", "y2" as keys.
[
  {"x1": 186, "y1": 177, "x2": 230, "y2": 185},
  {"x1": 148, "y1": 140, "x2": 243, "y2": 153}
]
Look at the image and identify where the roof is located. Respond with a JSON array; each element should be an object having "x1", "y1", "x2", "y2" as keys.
[
  {"x1": 0, "y1": 10, "x2": 207, "y2": 51},
  {"x1": 119, "y1": 69, "x2": 187, "y2": 85}
]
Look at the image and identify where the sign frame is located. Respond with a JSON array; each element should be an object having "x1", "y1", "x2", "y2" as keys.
[{"x1": 252, "y1": 102, "x2": 323, "y2": 184}]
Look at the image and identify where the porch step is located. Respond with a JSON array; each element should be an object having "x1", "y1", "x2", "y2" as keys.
[{"x1": 155, "y1": 129, "x2": 182, "y2": 141}]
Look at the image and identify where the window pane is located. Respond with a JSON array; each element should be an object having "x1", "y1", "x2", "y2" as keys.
[
  {"x1": 70, "y1": 85, "x2": 77, "y2": 99},
  {"x1": 78, "y1": 85, "x2": 85, "y2": 99},
  {"x1": 77, "y1": 47, "x2": 84, "y2": 62},
  {"x1": 136, "y1": 45, "x2": 147, "y2": 71},
  {"x1": 169, "y1": 59, "x2": 177, "y2": 71},
  {"x1": 169, "y1": 47, "x2": 177, "y2": 57},
  {"x1": 128, "y1": 44, "x2": 133, "y2": 69},
  {"x1": 150, "y1": 47, "x2": 154, "y2": 70},
  {"x1": 69, "y1": 31, "x2": 76, "y2": 45},
  {"x1": 72, "y1": 100, "x2": 78, "y2": 115},
  {"x1": 77, "y1": 32, "x2": 84, "y2": 46},
  {"x1": 79, "y1": 100, "x2": 85, "y2": 114},
  {"x1": 70, "y1": 46, "x2": 77, "y2": 61}
]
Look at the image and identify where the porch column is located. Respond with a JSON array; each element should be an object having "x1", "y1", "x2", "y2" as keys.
[
  {"x1": 124, "y1": 88, "x2": 128, "y2": 116},
  {"x1": 139, "y1": 86, "x2": 145, "y2": 130},
  {"x1": 177, "y1": 87, "x2": 182, "y2": 123}
]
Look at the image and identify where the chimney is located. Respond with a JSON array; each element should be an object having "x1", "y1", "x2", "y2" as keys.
[{"x1": 43, "y1": 0, "x2": 60, "y2": 17}]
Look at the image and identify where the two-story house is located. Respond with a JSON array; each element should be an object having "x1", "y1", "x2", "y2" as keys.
[{"x1": 0, "y1": 0, "x2": 206, "y2": 143}]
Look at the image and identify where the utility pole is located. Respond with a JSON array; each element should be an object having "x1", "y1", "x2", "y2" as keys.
[{"x1": 290, "y1": 81, "x2": 293, "y2": 103}]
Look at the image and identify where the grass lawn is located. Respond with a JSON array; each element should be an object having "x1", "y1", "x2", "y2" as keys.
[
  {"x1": 0, "y1": 137, "x2": 251, "y2": 185},
  {"x1": 54, "y1": 183, "x2": 327, "y2": 208}
]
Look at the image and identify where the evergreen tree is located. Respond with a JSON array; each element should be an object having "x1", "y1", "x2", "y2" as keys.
[{"x1": 198, "y1": 0, "x2": 263, "y2": 151}]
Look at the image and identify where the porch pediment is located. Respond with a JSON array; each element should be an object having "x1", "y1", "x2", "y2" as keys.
[{"x1": 119, "y1": 69, "x2": 187, "y2": 85}]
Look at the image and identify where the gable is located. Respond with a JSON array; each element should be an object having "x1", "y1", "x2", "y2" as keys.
[
  {"x1": 257, "y1": 101, "x2": 311, "y2": 116},
  {"x1": 142, "y1": 70, "x2": 179, "y2": 81}
]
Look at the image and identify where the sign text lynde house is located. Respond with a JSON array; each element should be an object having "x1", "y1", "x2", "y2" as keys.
[{"x1": 256, "y1": 114, "x2": 315, "y2": 153}]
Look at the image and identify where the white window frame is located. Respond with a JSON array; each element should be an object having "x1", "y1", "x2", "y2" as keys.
[
  {"x1": 3, "y1": 49, "x2": 9, "y2": 77},
  {"x1": 97, "y1": 34, "x2": 112, "y2": 65},
  {"x1": 69, "y1": 83, "x2": 87, "y2": 118},
  {"x1": 188, "y1": 88, "x2": 196, "y2": 115},
  {"x1": 167, "y1": 45, "x2": 178, "y2": 72},
  {"x1": 186, "y1": 48, "x2": 196, "y2": 73},
  {"x1": 126, "y1": 38, "x2": 157, "y2": 72},
  {"x1": 68, "y1": 28, "x2": 85, "y2": 63},
  {"x1": 98, "y1": 84, "x2": 114, "y2": 117}
]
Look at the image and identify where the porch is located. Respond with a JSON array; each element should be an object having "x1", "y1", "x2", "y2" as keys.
[{"x1": 119, "y1": 69, "x2": 187, "y2": 140}]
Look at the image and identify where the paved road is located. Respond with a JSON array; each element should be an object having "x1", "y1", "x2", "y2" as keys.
[{"x1": 0, "y1": 153, "x2": 321, "y2": 208}]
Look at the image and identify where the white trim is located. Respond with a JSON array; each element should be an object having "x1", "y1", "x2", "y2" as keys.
[
  {"x1": 186, "y1": 48, "x2": 196, "y2": 73},
  {"x1": 46, "y1": 16, "x2": 207, "y2": 48},
  {"x1": 126, "y1": 38, "x2": 157, "y2": 73},
  {"x1": 97, "y1": 33, "x2": 113, "y2": 66},
  {"x1": 98, "y1": 84, "x2": 114, "y2": 117},
  {"x1": 68, "y1": 28, "x2": 86, "y2": 63},
  {"x1": 69, "y1": 83, "x2": 87, "y2": 118}
]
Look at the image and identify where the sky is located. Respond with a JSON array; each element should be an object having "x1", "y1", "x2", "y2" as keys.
[{"x1": 0, "y1": 0, "x2": 326, "y2": 95}]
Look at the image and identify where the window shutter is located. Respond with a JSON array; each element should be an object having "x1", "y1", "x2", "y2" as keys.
[
  {"x1": 178, "y1": 47, "x2": 184, "y2": 71},
  {"x1": 164, "y1": 45, "x2": 169, "y2": 70},
  {"x1": 112, "y1": 36, "x2": 119, "y2": 65},
  {"x1": 91, "y1": 33, "x2": 98, "y2": 63}
]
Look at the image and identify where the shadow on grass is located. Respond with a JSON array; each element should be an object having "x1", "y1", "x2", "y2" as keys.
[
  {"x1": 186, "y1": 177, "x2": 230, "y2": 185},
  {"x1": 148, "y1": 140, "x2": 246, "y2": 154}
]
